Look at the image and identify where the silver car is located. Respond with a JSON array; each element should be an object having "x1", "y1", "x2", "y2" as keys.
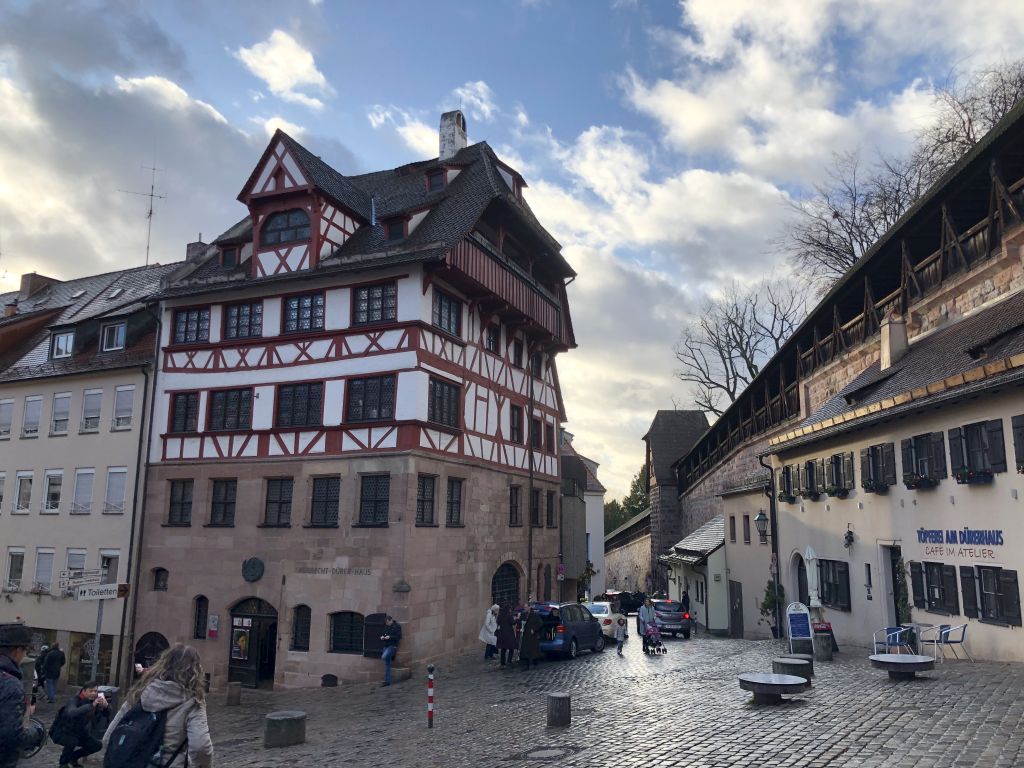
[{"x1": 652, "y1": 599, "x2": 692, "y2": 639}]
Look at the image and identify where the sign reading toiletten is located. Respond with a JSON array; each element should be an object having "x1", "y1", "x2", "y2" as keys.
[{"x1": 76, "y1": 583, "x2": 129, "y2": 601}]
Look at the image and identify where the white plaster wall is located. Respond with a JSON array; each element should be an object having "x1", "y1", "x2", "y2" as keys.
[
  {"x1": 723, "y1": 491, "x2": 775, "y2": 639},
  {"x1": 584, "y1": 490, "x2": 606, "y2": 596}
]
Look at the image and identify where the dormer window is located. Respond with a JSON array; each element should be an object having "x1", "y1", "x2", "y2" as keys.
[
  {"x1": 51, "y1": 331, "x2": 74, "y2": 359},
  {"x1": 384, "y1": 219, "x2": 406, "y2": 242},
  {"x1": 427, "y1": 170, "x2": 445, "y2": 192},
  {"x1": 262, "y1": 209, "x2": 310, "y2": 246},
  {"x1": 101, "y1": 322, "x2": 127, "y2": 352},
  {"x1": 221, "y1": 247, "x2": 238, "y2": 267}
]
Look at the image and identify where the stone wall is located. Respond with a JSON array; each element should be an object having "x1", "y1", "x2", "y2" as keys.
[
  {"x1": 647, "y1": 483, "x2": 680, "y2": 592},
  {"x1": 604, "y1": 532, "x2": 652, "y2": 593}
]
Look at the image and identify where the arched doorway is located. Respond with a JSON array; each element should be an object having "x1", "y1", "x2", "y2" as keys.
[
  {"x1": 229, "y1": 597, "x2": 277, "y2": 689},
  {"x1": 491, "y1": 562, "x2": 521, "y2": 608},
  {"x1": 134, "y1": 632, "x2": 169, "y2": 668},
  {"x1": 793, "y1": 554, "x2": 809, "y2": 606}
]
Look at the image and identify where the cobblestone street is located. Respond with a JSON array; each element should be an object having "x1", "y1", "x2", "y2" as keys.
[{"x1": 34, "y1": 633, "x2": 1024, "y2": 767}]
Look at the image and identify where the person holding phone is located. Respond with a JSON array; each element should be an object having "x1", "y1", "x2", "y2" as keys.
[
  {"x1": 379, "y1": 616, "x2": 402, "y2": 687},
  {"x1": 51, "y1": 680, "x2": 107, "y2": 768}
]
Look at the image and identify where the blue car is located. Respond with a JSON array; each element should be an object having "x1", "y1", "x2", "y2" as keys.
[{"x1": 532, "y1": 602, "x2": 606, "y2": 659}]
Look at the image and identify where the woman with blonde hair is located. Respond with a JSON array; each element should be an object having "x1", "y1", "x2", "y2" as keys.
[{"x1": 103, "y1": 644, "x2": 214, "y2": 767}]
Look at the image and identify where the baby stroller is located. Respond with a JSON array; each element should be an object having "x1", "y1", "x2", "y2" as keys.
[{"x1": 643, "y1": 623, "x2": 666, "y2": 655}]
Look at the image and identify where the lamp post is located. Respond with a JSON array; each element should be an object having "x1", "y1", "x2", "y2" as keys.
[
  {"x1": 757, "y1": 455, "x2": 784, "y2": 637},
  {"x1": 754, "y1": 510, "x2": 769, "y2": 545}
]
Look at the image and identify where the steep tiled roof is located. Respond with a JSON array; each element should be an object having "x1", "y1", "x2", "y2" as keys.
[
  {"x1": 661, "y1": 516, "x2": 725, "y2": 565},
  {"x1": 644, "y1": 410, "x2": 709, "y2": 484},
  {"x1": 773, "y1": 289, "x2": 1024, "y2": 450}
]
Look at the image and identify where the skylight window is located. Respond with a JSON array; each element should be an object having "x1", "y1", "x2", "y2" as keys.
[
  {"x1": 70, "y1": 290, "x2": 85, "y2": 299},
  {"x1": 107, "y1": 288, "x2": 124, "y2": 300}
]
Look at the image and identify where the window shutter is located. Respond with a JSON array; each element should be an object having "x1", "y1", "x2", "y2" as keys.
[
  {"x1": 901, "y1": 439, "x2": 913, "y2": 477},
  {"x1": 794, "y1": 464, "x2": 803, "y2": 494},
  {"x1": 985, "y1": 419, "x2": 1007, "y2": 473},
  {"x1": 959, "y1": 566, "x2": 979, "y2": 619},
  {"x1": 1012, "y1": 415, "x2": 1024, "y2": 471},
  {"x1": 882, "y1": 443, "x2": 897, "y2": 486},
  {"x1": 860, "y1": 448, "x2": 870, "y2": 484},
  {"x1": 1000, "y1": 570, "x2": 1022, "y2": 627},
  {"x1": 815, "y1": 459, "x2": 825, "y2": 492},
  {"x1": 947, "y1": 428, "x2": 964, "y2": 473},
  {"x1": 843, "y1": 452, "x2": 855, "y2": 489},
  {"x1": 837, "y1": 561, "x2": 851, "y2": 610},
  {"x1": 941, "y1": 565, "x2": 960, "y2": 615},
  {"x1": 931, "y1": 432, "x2": 948, "y2": 478},
  {"x1": 909, "y1": 561, "x2": 925, "y2": 608}
]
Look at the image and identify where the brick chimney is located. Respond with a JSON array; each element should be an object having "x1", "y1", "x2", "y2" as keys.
[
  {"x1": 880, "y1": 311, "x2": 909, "y2": 371},
  {"x1": 185, "y1": 240, "x2": 208, "y2": 263},
  {"x1": 4, "y1": 301, "x2": 17, "y2": 318},
  {"x1": 439, "y1": 110, "x2": 467, "y2": 161},
  {"x1": 19, "y1": 272, "x2": 60, "y2": 300}
]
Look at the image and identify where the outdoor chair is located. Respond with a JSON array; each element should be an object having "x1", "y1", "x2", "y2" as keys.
[
  {"x1": 921, "y1": 623, "x2": 973, "y2": 662},
  {"x1": 872, "y1": 626, "x2": 913, "y2": 654}
]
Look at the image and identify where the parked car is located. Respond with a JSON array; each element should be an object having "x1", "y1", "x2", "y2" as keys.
[
  {"x1": 652, "y1": 599, "x2": 692, "y2": 639},
  {"x1": 582, "y1": 602, "x2": 627, "y2": 639},
  {"x1": 532, "y1": 602, "x2": 606, "y2": 658},
  {"x1": 601, "y1": 590, "x2": 646, "y2": 614}
]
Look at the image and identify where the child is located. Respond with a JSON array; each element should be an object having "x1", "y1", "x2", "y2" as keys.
[{"x1": 614, "y1": 617, "x2": 628, "y2": 655}]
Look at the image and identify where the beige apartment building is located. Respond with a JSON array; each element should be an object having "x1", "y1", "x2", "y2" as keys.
[{"x1": 0, "y1": 265, "x2": 175, "y2": 685}]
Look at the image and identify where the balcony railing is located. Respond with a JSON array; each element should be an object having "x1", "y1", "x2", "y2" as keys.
[
  {"x1": 70, "y1": 502, "x2": 92, "y2": 514},
  {"x1": 30, "y1": 581, "x2": 51, "y2": 595},
  {"x1": 22, "y1": 425, "x2": 39, "y2": 438},
  {"x1": 80, "y1": 416, "x2": 100, "y2": 433},
  {"x1": 112, "y1": 415, "x2": 132, "y2": 429},
  {"x1": 51, "y1": 418, "x2": 69, "y2": 435},
  {"x1": 2, "y1": 579, "x2": 21, "y2": 593},
  {"x1": 103, "y1": 501, "x2": 125, "y2": 514}
]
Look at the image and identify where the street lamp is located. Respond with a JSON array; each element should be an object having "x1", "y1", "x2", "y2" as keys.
[{"x1": 754, "y1": 509, "x2": 770, "y2": 544}]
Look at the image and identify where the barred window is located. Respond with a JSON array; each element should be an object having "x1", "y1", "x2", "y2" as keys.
[
  {"x1": 283, "y1": 293, "x2": 325, "y2": 333},
  {"x1": 416, "y1": 475, "x2": 436, "y2": 525},
  {"x1": 173, "y1": 308, "x2": 210, "y2": 344},
  {"x1": 192, "y1": 596, "x2": 208, "y2": 640},
  {"x1": 264, "y1": 478, "x2": 293, "y2": 527},
  {"x1": 359, "y1": 475, "x2": 390, "y2": 526},
  {"x1": 446, "y1": 478, "x2": 463, "y2": 526},
  {"x1": 353, "y1": 283, "x2": 397, "y2": 325},
  {"x1": 210, "y1": 479, "x2": 236, "y2": 526},
  {"x1": 509, "y1": 486, "x2": 522, "y2": 526},
  {"x1": 209, "y1": 389, "x2": 252, "y2": 431},
  {"x1": 545, "y1": 490, "x2": 556, "y2": 527},
  {"x1": 346, "y1": 375, "x2": 395, "y2": 422},
  {"x1": 428, "y1": 378, "x2": 460, "y2": 428},
  {"x1": 291, "y1": 605, "x2": 311, "y2": 651},
  {"x1": 276, "y1": 383, "x2": 323, "y2": 428},
  {"x1": 432, "y1": 290, "x2": 462, "y2": 336},
  {"x1": 310, "y1": 476, "x2": 340, "y2": 527},
  {"x1": 168, "y1": 480, "x2": 193, "y2": 526},
  {"x1": 329, "y1": 611, "x2": 364, "y2": 653},
  {"x1": 170, "y1": 392, "x2": 199, "y2": 433},
  {"x1": 224, "y1": 302, "x2": 263, "y2": 339}
]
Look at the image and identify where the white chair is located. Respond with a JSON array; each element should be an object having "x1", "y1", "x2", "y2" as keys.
[
  {"x1": 872, "y1": 626, "x2": 913, "y2": 654},
  {"x1": 921, "y1": 624, "x2": 973, "y2": 662}
]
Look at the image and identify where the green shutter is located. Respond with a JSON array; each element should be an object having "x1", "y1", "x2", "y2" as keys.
[
  {"x1": 959, "y1": 566, "x2": 979, "y2": 619},
  {"x1": 882, "y1": 443, "x2": 897, "y2": 486},
  {"x1": 931, "y1": 432, "x2": 947, "y2": 478},
  {"x1": 909, "y1": 561, "x2": 925, "y2": 609},
  {"x1": 843, "y1": 452, "x2": 855, "y2": 490},
  {"x1": 860, "y1": 448, "x2": 870, "y2": 485},
  {"x1": 947, "y1": 428, "x2": 964, "y2": 474},
  {"x1": 941, "y1": 565, "x2": 960, "y2": 615},
  {"x1": 1000, "y1": 570, "x2": 1021, "y2": 627},
  {"x1": 901, "y1": 439, "x2": 913, "y2": 477},
  {"x1": 986, "y1": 420, "x2": 1007, "y2": 473},
  {"x1": 1012, "y1": 415, "x2": 1024, "y2": 471},
  {"x1": 837, "y1": 561, "x2": 851, "y2": 610}
]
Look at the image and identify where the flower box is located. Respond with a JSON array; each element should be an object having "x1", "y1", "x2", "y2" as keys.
[
  {"x1": 954, "y1": 467, "x2": 994, "y2": 485},
  {"x1": 800, "y1": 490, "x2": 820, "y2": 501},
  {"x1": 903, "y1": 473, "x2": 937, "y2": 490},
  {"x1": 861, "y1": 479, "x2": 889, "y2": 494},
  {"x1": 777, "y1": 491, "x2": 797, "y2": 504},
  {"x1": 825, "y1": 485, "x2": 849, "y2": 498}
]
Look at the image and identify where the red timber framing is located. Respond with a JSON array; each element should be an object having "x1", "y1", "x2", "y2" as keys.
[{"x1": 676, "y1": 104, "x2": 1024, "y2": 492}]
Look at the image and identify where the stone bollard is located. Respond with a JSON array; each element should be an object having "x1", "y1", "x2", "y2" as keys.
[
  {"x1": 264, "y1": 710, "x2": 307, "y2": 748},
  {"x1": 547, "y1": 692, "x2": 571, "y2": 727},
  {"x1": 778, "y1": 653, "x2": 814, "y2": 676},
  {"x1": 772, "y1": 658, "x2": 812, "y2": 682},
  {"x1": 813, "y1": 633, "x2": 834, "y2": 662},
  {"x1": 225, "y1": 682, "x2": 242, "y2": 706}
]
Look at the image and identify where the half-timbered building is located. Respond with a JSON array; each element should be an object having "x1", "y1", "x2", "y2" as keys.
[{"x1": 132, "y1": 111, "x2": 577, "y2": 688}]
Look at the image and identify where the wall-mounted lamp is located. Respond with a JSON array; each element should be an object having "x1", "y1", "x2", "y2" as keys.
[
  {"x1": 754, "y1": 509, "x2": 770, "y2": 544},
  {"x1": 843, "y1": 524, "x2": 855, "y2": 549}
]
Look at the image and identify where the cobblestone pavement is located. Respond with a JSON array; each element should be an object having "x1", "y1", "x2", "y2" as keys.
[{"x1": 35, "y1": 633, "x2": 1024, "y2": 767}]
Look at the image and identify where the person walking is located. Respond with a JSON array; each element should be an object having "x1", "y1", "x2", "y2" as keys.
[
  {"x1": 379, "y1": 616, "x2": 402, "y2": 687},
  {"x1": 40, "y1": 642, "x2": 64, "y2": 704},
  {"x1": 495, "y1": 607, "x2": 517, "y2": 667},
  {"x1": 51, "y1": 680, "x2": 108, "y2": 768},
  {"x1": 478, "y1": 605, "x2": 498, "y2": 661},
  {"x1": 519, "y1": 608, "x2": 543, "y2": 670},
  {"x1": 638, "y1": 598, "x2": 657, "y2": 654},
  {"x1": 103, "y1": 644, "x2": 213, "y2": 768},
  {"x1": 0, "y1": 623, "x2": 46, "y2": 768},
  {"x1": 681, "y1": 589, "x2": 691, "y2": 614},
  {"x1": 614, "y1": 617, "x2": 628, "y2": 655},
  {"x1": 32, "y1": 647, "x2": 48, "y2": 696}
]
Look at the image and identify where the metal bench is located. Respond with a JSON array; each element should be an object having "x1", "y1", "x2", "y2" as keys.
[{"x1": 737, "y1": 672, "x2": 810, "y2": 704}]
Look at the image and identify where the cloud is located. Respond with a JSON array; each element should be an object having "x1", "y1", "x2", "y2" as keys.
[
  {"x1": 452, "y1": 80, "x2": 498, "y2": 122},
  {"x1": 114, "y1": 75, "x2": 227, "y2": 124},
  {"x1": 234, "y1": 30, "x2": 333, "y2": 110},
  {"x1": 251, "y1": 115, "x2": 305, "y2": 138},
  {"x1": 367, "y1": 105, "x2": 438, "y2": 158}
]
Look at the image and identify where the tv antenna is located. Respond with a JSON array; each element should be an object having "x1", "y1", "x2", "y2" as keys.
[{"x1": 119, "y1": 164, "x2": 166, "y2": 266}]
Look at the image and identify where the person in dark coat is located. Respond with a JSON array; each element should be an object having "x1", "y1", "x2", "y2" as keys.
[
  {"x1": 495, "y1": 607, "x2": 517, "y2": 667},
  {"x1": 40, "y1": 643, "x2": 64, "y2": 704},
  {"x1": 0, "y1": 623, "x2": 46, "y2": 768},
  {"x1": 519, "y1": 608, "x2": 543, "y2": 670},
  {"x1": 380, "y1": 616, "x2": 402, "y2": 687},
  {"x1": 52, "y1": 681, "x2": 108, "y2": 768},
  {"x1": 681, "y1": 590, "x2": 691, "y2": 613},
  {"x1": 32, "y1": 647, "x2": 48, "y2": 693}
]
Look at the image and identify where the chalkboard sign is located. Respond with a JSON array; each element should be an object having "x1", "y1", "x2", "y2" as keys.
[{"x1": 786, "y1": 602, "x2": 812, "y2": 653}]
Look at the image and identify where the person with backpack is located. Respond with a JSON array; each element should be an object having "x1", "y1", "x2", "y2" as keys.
[
  {"x1": 41, "y1": 643, "x2": 65, "y2": 704},
  {"x1": 50, "y1": 680, "x2": 108, "y2": 768},
  {"x1": 0, "y1": 623, "x2": 46, "y2": 768},
  {"x1": 102, "y1": 644, "x2": 213, "y2": 768}
]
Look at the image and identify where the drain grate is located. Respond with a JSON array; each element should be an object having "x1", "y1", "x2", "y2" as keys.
[{"x1": 506, "y1": 744, "x2": 585, "y2": 762}]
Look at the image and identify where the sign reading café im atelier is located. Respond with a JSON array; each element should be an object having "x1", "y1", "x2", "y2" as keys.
[{"x1": 917, "y1": 527, "x2": 1004, "y2": 560}]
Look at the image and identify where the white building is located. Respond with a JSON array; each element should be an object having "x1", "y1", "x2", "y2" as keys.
[{"x1": 561, "y1": 433, "x2": 606, "y2": 597}]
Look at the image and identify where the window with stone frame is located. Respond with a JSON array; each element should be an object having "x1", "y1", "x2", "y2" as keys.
[
  {"x1": 170, "y1": 392, "x2": 200, "y2": 433},
  {"x1": 358, "y1": 474, "x2": 390, "y2": 526},
  {"x1": 446, "y1": 478, "x2": 463, "y2": 526},
  {"x1": 291, "y1": 605, "x2": 311, "y2": 651},
  {"x1": 416, "y1": 475, "x2": 436, "y2": 525},
  {"x1": 173, "y1": 308, "x2": 210, "y2": 345},
  {"x1": 168, "y1": 480, "x2": 193, "y2": 526},
  {"x1": 264, "y1": 478, "x2": 293, "y2": 527},
  {"x1": 352, "y1": 283, "x2": 397, "y2": 325},
  {"x1": 328, "y1": 611, "x2": 365, "y2": 653},
  {"x1": 509, "y1": 485, "x2": 522, "y2": 526},
  {"x1": 209, "y1": 479, "x2": 236, "y2": 526},
  {"x1": 208, "y1": 388, "x2": 253, "y2": 431},
  {"x1": 276, "y1": 382, "x2": 323, "y2": 428},
  {"x1": 309, "y1": 476, "x2": 340, "y2": 527},
  {"x1": 153, "y1": 568, "x2": 169, "y2": 592},
  {"x1": 346, "y1": 375, "x2": 396, "y2": 422},
  {"x1": 192, "y1": 596, "x2": 209, "y2": 640}
]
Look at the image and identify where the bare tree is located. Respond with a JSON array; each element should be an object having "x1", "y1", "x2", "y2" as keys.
[
  {"x1": 785, "y1": 59, "x2": 1024, "y2": 287},
  {"x1": 675, "y1": 280, "x2": 807, "y2": 416}
]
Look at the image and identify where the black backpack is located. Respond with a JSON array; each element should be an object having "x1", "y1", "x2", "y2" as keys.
[{"x1": 103, "y1": 703, "x2": 184, "y2": 768}]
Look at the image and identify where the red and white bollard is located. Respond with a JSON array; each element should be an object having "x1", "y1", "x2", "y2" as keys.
[{"x1": 427, "y1": 664, "x2": 435, "y2": 729}]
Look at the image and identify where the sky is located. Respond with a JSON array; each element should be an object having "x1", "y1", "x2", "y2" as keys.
[{"x1": 2, "y1": 0, "x2": 1024, "y2": 500}]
